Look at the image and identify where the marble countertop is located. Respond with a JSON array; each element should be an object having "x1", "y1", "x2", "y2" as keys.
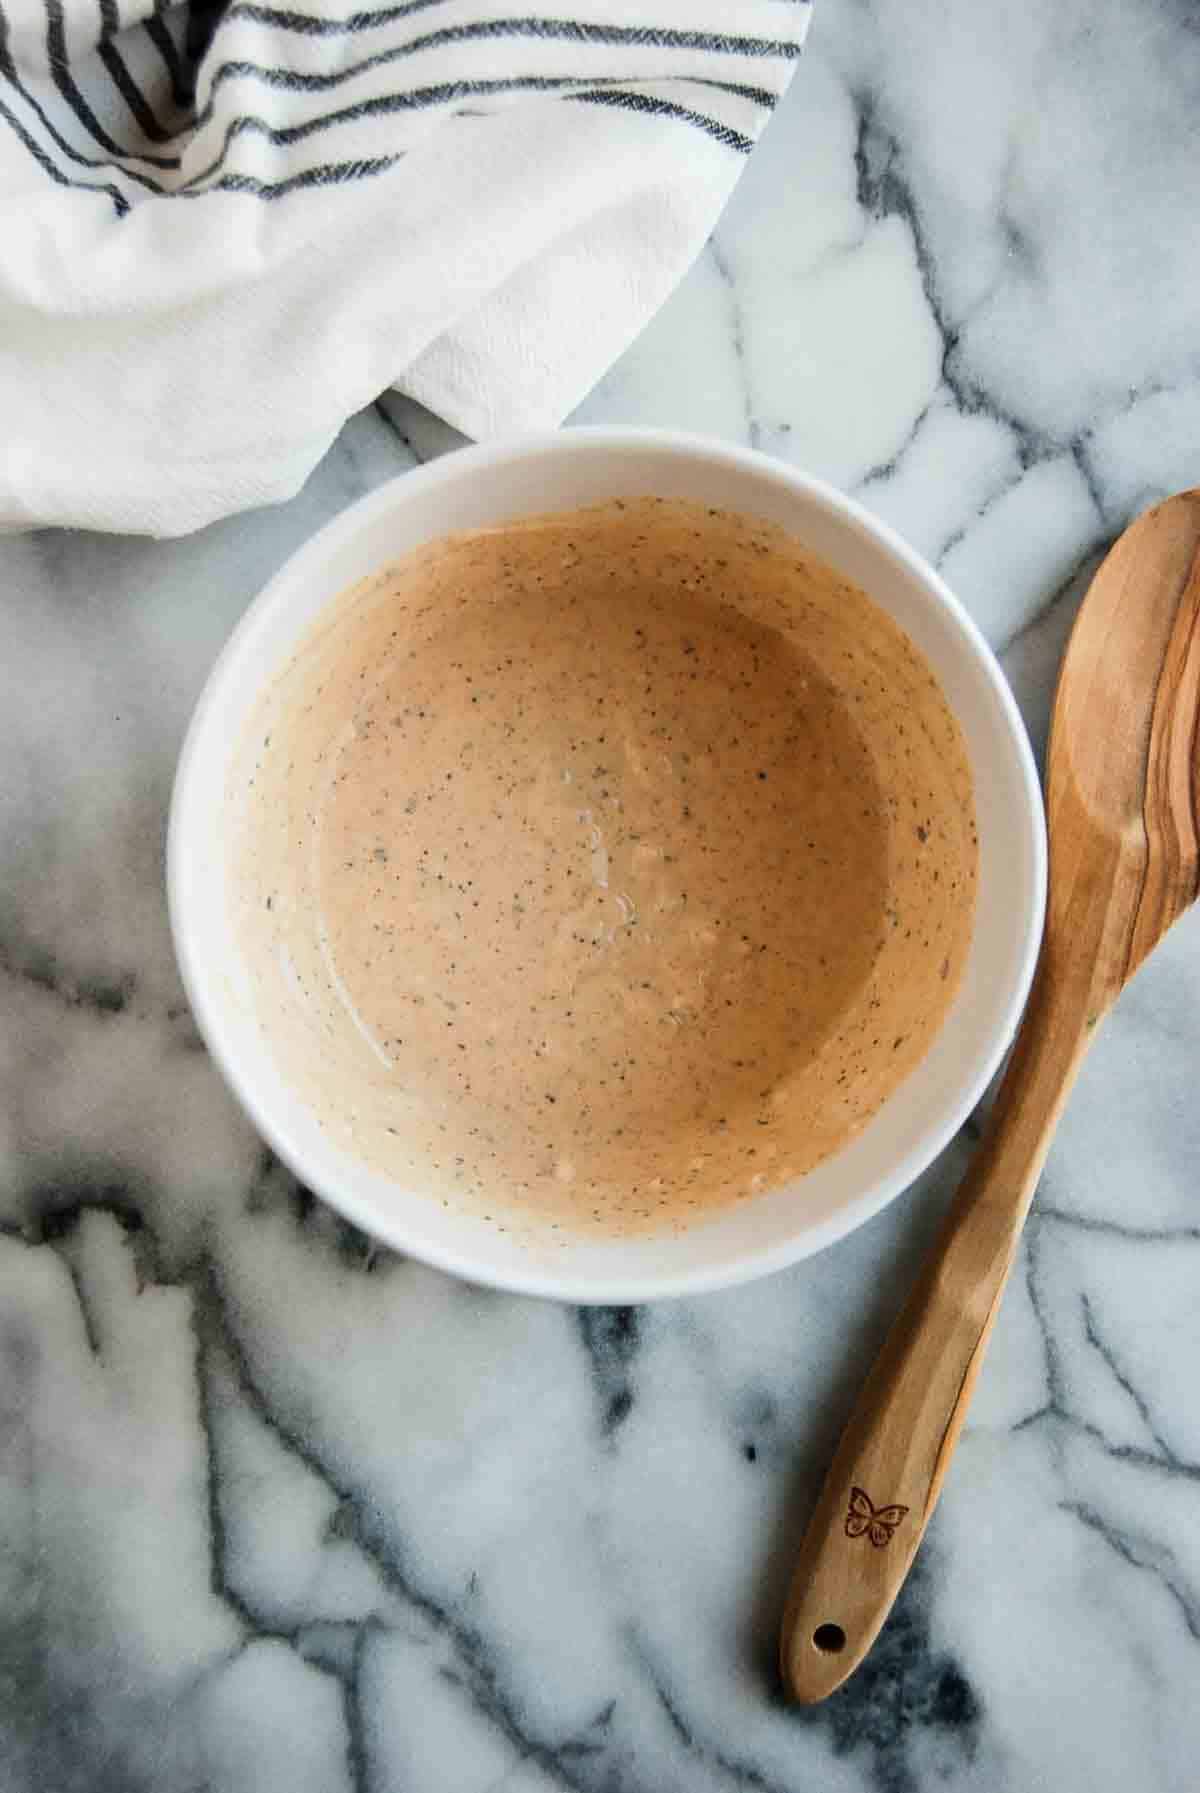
[{"x1": 3, "y1": 3, "x2": 1199, "y2": 1789}]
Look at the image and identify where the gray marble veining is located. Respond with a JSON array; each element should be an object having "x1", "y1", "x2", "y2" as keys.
[{"x1": 2, "y1": 2, "x2": 1199, "y2": 1789}]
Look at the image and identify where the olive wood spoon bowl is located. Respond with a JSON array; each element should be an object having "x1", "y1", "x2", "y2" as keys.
[{"x1": 781, "y1": 489, "x2": 1200, "y2": 1702}]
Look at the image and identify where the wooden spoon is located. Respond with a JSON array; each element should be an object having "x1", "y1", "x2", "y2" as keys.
[{"x1": 781, "y1": 489, "x2": 1200, "y2": 1703}]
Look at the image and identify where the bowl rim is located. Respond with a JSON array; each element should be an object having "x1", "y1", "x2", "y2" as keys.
[{"x1": 168, "y1": 426, "x2": 1047, "y2": 1303}]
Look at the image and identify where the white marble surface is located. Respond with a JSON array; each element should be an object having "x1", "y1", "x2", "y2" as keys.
[{"x1": 2, "y1": 2, "x2": 1200, "y2": 1788}]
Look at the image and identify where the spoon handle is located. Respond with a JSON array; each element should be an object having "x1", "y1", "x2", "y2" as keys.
[{"x1": 780, "y1": 955, "x2": 1094, "y2": 1702}]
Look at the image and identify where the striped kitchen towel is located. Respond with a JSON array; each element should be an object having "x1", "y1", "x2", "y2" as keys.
[{"x1": 0, "y1": 0, "x2": 810, "y2": 535}]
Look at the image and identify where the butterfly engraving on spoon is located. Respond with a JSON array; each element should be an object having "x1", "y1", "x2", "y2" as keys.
[{"x1": 845, "y1": 1486, "x2": 909, "y2": 1548}]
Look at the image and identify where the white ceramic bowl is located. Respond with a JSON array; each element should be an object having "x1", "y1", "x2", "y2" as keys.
[{"x1": 169, "y1": 429, "x2": 1045, "y2": 1302}]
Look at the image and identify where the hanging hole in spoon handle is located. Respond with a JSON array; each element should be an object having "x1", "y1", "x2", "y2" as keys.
[
  {"x1": 779, "y1": 1453, "x2": 933, "y2": 1703},
  {"x1": 779, "y1": 1412, "x2": 973, "y2": 1701},
  {"x1": 779, "y1": 1135, "x2": 1024, "y2": 1707}
]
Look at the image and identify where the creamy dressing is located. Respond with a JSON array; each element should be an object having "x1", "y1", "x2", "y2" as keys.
[{"x1": 233, "y1": 499, "x2": 977, "y2": 1236}]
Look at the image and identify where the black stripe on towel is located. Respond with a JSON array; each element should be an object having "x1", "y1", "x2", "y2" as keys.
[
  {"x1": 0, "y1": 5, "x2": 175, "y2": 187},
  {"x1": 43, "y1": 0, "x2": 177, "y2": 163},
  {"x1": 0, "y1": 71, "x2": 174, "y2": 186},
  {"x1": 97, "y1": 38, "x2": 174, "y2": 140},
  {"x1": 568, "y1": 86, "x2": 754, "y2": 151},
  {"x1": 180, "y1": 71, "x2": 773, "y2": 190},
  {"x1": 222, "y1": 3, "x2": 804, "y2": 50},
  {"x1": 196, "y1": 14, "x2": 803, "y2": 119},
  {"x1": 0, "y1": 57, "x2": 766, "y2": 202},
  {"x1": 3, "y1": 8, "x2": 777, "y2": 205},
  {"x1": 225, "y1": 0, "x2": 447, "y2": 34},
  {"x1": 187, "y1": 151, "x2": 401, "y2": 197},
  {"x1": 0, "y1": 89, "x2": 128, "y2": 210},
  {"x1": 146, "y1": 12, "x2": 194, "y2": 108}
]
